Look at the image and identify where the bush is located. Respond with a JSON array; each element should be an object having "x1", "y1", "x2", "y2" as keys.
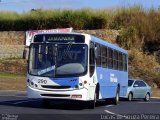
[
  {"x1": 116, "y1": 26, "x2": 140, "y2": 50},
  {"x1": 128, "y1": 49, "x2": 160, "y2": 87},
  {"x1": 0, "y1": 9, "x2": 112, "y2": 30}
]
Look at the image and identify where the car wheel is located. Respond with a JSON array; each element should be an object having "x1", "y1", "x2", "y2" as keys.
[
  {"x1": 144, "y1": 93, "x2": 150, "y2": 101},
  {"x1": 128, "y1": 92, "x2": 133, "y2": 101}
]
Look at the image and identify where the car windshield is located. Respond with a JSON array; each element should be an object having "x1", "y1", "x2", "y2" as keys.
[
  {"x1": 128, "y1": 80, "x2": 134, "y2": 86},
  {"x1": 29, "y1": 43, "x2": 88, "y2": 77}
]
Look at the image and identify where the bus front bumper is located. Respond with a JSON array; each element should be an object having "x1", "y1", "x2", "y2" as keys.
[{"x1": 27, "y1": 86, "x2": 89, "y2": 101}]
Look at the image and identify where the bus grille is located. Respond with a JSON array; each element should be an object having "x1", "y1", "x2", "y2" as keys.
[
  {"x1": 41, "y1": 85, "x2": 71, "y2": 89},
  {"x1": 41, "y1": 94, "x2": 70, "y2": 97}
]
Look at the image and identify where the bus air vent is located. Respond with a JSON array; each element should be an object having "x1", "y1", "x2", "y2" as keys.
[{"x1": 41, "y1": 85, "x2": 71, "y2": 89}]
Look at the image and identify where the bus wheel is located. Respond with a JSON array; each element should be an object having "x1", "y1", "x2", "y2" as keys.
[
  {"x1": 42, "y1": 99, "x2": 50, "y2": 107},
  {"x1": 113, "y1": 88, "x2": 120, "y2": 105}
]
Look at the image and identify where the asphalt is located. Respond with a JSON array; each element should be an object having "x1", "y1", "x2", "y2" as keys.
[{"x1": 0, "y1": 91, "x2": 160, "y2": 120}]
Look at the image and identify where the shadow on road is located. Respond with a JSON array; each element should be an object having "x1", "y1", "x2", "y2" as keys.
[{"x1": 0, "y1": 98, "x2": 114, "y2": 110}]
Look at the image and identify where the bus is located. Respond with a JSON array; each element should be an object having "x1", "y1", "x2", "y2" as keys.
[{"x1": 27, "y1": 32, "x2": 128, "y2": 109}]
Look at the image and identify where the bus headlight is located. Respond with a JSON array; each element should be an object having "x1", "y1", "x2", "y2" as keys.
[
  {"x1": 27, "y1": 79, "x2": 38, "y2": 89},
  {"x1": 79, "y1": 83, "x2": 83, "y2": 86}
]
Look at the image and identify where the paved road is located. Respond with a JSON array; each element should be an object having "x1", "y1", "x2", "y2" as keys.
[{"x1": 0, "y1": 91, "x2": 160, "y2": 120}]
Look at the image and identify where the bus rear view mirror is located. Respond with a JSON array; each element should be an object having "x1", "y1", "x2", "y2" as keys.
[{"x1": 23, "y1": 47, "x2": 29, "y2": 60}]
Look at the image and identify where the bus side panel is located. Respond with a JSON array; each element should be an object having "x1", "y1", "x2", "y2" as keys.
[{"x1": 96, "y1": 67, "x2": 128, "y2": 99}]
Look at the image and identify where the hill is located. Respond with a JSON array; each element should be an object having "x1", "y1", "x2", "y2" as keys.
[{"x1": 0, "y1": 6, "x2": 159, "y2": 88}]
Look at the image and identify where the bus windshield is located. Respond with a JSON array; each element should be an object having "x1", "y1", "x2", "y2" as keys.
[{"x1": 29, "y1": 43, "x2": 88, "y2": 77}]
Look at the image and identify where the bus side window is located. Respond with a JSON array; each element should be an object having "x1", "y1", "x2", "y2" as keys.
[
  {"x1": 118, "y1": 52, "x2": 123, "y2": 71},
  {"x1": 113, "y1": 50, "x2": 118, "y2": 70},
  {"x1": 123, "y1": 54, "x2": 127, "y2": 71},
  {"x1": 108, "y1": 48, "x2": 113, "y2": 69},
  {"x1": 102, "y1": 46, "x2": 107, "y2": 68},
  {"x1": 96, "y1": 44, "x2": 101, "y2": 67}
]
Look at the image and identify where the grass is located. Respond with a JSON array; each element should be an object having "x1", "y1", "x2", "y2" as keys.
[
  {"x1": 0, "y1": 72, "x2": 25, "y2": 78},
  {"x1": 0, "y1": 9, "x2": 112, "y2": 30},
  {"x1": 0, "y1": 72, "x2": 26, "y2": 91}
]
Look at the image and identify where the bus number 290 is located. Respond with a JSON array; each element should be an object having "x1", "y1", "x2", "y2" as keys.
[{"x1": 38, "y1": 79, "x2": 47, "y2": 84}]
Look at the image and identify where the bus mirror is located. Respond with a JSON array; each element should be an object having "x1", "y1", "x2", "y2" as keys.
[{"x1": 23, "y1": 47, "x2": 29, "y2": 60}]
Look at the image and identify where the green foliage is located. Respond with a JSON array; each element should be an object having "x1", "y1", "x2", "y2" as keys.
[
  {"x1": 0, "y1": 9, "x2": 111, "y2": 30},
  {"x1": 0, "y1": 7, "x2": 159, "y2": 52},
  {"x1": 116, "y1": 26, "x2": 140, "y2": 50},
  {"x1": 113, "y1": 7, "x2": 160, "y2": 53},
  {"x1": 128, "y1": 49, "x2": 160, "y2": 87}
]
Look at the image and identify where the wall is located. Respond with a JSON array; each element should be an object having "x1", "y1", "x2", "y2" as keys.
[
  {"x1": 0, "y1": 31, "x2": 25, "y2": 59},
  {"x1": 0, "y1": 30, "x2": 119, "y2": 59}
]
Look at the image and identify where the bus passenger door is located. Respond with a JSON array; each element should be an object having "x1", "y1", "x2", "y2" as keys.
[{"x1": 88, "y1": 42, "x2": 97, "y2": 100}]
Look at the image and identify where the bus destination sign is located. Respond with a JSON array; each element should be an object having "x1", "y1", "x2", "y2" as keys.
[
  {"x1": 34, "y1": 34, "x2": 85, "y2": 43},
  {"x1": 48, "y1": 36, "x2": 75, "y2": 41}
]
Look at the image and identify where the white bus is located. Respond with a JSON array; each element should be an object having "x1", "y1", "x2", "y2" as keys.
[{"x1": 27, "y1": 32, "x2": 128, "y2": 108}]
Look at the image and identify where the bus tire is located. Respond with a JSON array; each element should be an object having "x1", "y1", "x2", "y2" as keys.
[
  {"x1": 88, "y1": 91, "x2": 96, "y2": 109},
  {"x1": 88, "y1": 85, "x2": 99, "y2": 109},
  {"x1": 42, "y1": 99, "x2": 50, "y2": 107},
  {"x1": 113, "y1": 86, "x2": 120, "y2": 105}
]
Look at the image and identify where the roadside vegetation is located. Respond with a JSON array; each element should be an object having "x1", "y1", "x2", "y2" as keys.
[
  {"x1": 0, "y1": 6, "x2": 159, "y2": 88},
  {"x1": 0, "y1": 72, "x2": 26, "y2": 90}
]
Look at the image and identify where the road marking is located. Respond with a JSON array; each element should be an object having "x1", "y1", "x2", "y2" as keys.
[
  {"x1": 104, "y1": 110, "x2": 127, "y2": 119},
  {"x1": 105, "y1": 105, "x2": 114, "y2": 108},
  {"x1": 13, "y1": 99, "x2": 39, "y2": 105}
]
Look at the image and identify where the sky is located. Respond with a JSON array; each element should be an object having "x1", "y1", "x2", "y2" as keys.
[{"x1": 0, "y1": 0, "x2": 160, "y2": 13}]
